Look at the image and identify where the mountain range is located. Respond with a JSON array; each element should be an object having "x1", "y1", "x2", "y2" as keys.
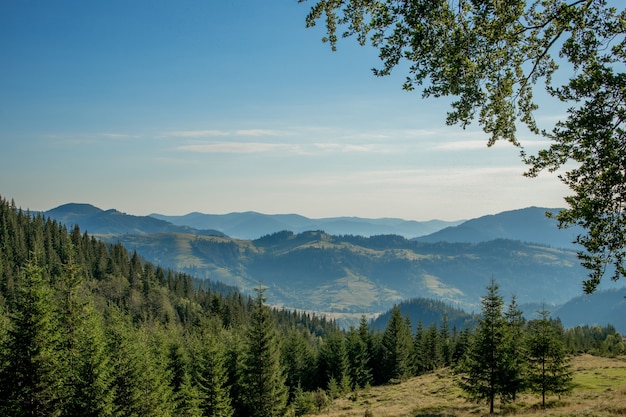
[
  {"x1": 150, "y1": 211, "x2": 463, "y2": 239},
  {"x1": 49, "y1": 203, "x2": 579, "y2": 246},
  {"x1": 42, "y1": 203, "x2": 625, "y2": 329},
  {"x1": 414, "y1": 206, "x2": 583, "y2": 250},
  {"x1": 45, "y1": 203, "x2": 225, "y2": 236}
]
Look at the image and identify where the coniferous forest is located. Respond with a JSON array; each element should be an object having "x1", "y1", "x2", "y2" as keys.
[{"x1": 0, "y1": 196, "x2": 624, "y2": 416}]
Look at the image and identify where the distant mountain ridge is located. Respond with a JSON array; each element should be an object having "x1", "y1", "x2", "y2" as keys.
[
  {"x1": 416, "y1": 206, "x2": 583, "y2": 249},
  {"x1": 47, "y1": 204, "x2": 583, "y2": 250},
  {"x1": 45, "y1": 203, "x2": 225, "y2": 236},
  {"x1": 42, "y1": 202, "x2": 626, "y2": 330},
  {"x1": 149, "y1": 211, "x2": 463, "y2": 239},
  {"x1": 96, "y1": 231, "x2": 593, "y2": 316}
]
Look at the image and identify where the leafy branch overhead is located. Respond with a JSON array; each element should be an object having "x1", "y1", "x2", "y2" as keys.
[{"x1": 300, "y1": 0, "x2": 626, "y2": 291}]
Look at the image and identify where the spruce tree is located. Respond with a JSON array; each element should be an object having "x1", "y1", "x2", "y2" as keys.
[
  {"x1": 193, "y1": 331, "x2": 233, "y2": 417},
  {"x1": 135, "y1": 325, "x2": 175, "y2": 416},
  {"x1": 526, "y1": 307, "x2": 572, "y2": 408},
  {"x1": 502, "y1": 295, "x2": 527, "y2": 402},
  {"x1": 357, "y1": 315, "x2": 375, "y2": 384},
  {"x1": 240, "y1": 286, "x2": 287, "y2": 417},
  {"x1": 458, "y1": 279, "x2": 511, "y2": 414},
  {"x1": 318, "y1": 329, "x2": 350, "y2": 394},
  {"x1": 61, "y1": 301, "x2": 114, "y2": 417},
  {"x1": 106, "y1": 310, "x2": 174, "y2": 417},
  {"x1": 282, "y1": 330, "x2": 317, "y2": 397},
  {"x1": 440, "y1": 314, "x2": 452, "y2": 367},
  {"x1": 168, "y1": 339, "x2": 202, "y2": 417},
  {"x1": 58, "y1": 260, "x2": 114, "y2": 417},
  {"x1": 0, "y1": 261, "x2": 63, "y2": 417},
  {"x1": 380, "y1": 305, "x2": 413, "y2": 382},
  {"x1": 413, "y1": 320, "x2": 425, "y2": 375},
  {"x1": 346, "y1": 325, "x2": 372, "y2": 389},
  {"x1": 422, "y1": 322, "x2": 443, "y2": 372}
]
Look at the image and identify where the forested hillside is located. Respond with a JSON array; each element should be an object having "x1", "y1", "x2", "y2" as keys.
[
  {"x1": 103, "y1": 230, "x2": 590, "y2": 318},
  {"x1": 0, "y1": 196, "x2": 623, "y2": 416},
  {"x1": 0, "y1": 197, "x2": 334, "y2": 416}
]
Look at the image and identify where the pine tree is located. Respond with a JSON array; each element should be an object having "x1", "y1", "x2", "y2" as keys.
[
  {"x1": 318, "y1": 329, "x2": 350, "y2": 394},
  {"x1": 440, "y1": 314, "x2": 452, "y2": 367},
  {"x1": 135, "y1": 325, "x2": 175, "y2": 416},
  {"x1": 422, "y1": 322, "x2": 443, "y2": 372},
  {"x1": 380, "y1": 305, "x2": 413, "y2": 382},
  {"x1": 458, "y1": 279, "x2": 511, "y2": 414},
  {"x1": 526, "y1": 307, "x2": 573, "y2": 408},
  {"x1": 240, "y1": 286, "x2": 287, "y2": 417},
  {"x1": 0, "y1": 261, "x2": 63, "y2": 417},
  {"x1": 221, "y1": 329, "x2": 246, "y2": 416},
  {"x1": 346, "y1": 324, "x2": 372, "y2": 389},
  {"x1": 106, "y1": 310, "x2": 174, "y2": 417},
  {"x1": 193, "y1": 330, "x2": 233, "y2": 417},
  {"x1": 357, "y1": 315, "x2": 376, "y2": 383},
  {"x1": 57, "y1": 260, "x2": 114, "y2": 417},
  {"x1": 168, "y1": 339, "x2": 202, "y2": 417},
  {"x1": 282, "y1": 330, "x2": 317, "y2": 397},
  {"x1": 413, "y1": 320, "x2": 425, "y2": 374},
  {"x1": 502, "y1": 295, "x2": 526, "y2": 402}
]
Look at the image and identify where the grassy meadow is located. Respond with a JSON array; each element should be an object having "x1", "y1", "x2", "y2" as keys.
[{"x1": 306, "y1": 355, "x2": 626, "y2": 417}]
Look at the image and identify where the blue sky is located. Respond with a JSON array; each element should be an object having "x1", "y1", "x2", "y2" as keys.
[{"x1": 0, "y1": 0, "x2": 570, "y2": 221}]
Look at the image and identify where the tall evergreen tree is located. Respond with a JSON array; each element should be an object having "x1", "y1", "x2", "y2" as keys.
[
  {"x1": 240, "y1": 286, "x2": 287, "y2": 417},
  {"x1": 282, "y1": 329, "x2": 317, "y2": 397},
  {"x1": 0, "y1": 261, "x2": 63, "y2": 417},
  {"x1": 502, "y1": 295, "x2": 527, "y2": 402},
  {"x1": 440, "y1": 314, "x2": 452, "y2": 367},
  {"x1": 221, "y1": 329, "x2": 246, "y2": 417},
  {"x1": 526, "y1": 307, "x2": 573, "y2": 408},
  {"x1": 458, "y1": 279, "x2": 511, "y2": 414},
  {"x1": 193, "y1": 330, "x2": 233, "y2": 417},
  {"x1": 168, "y1": 338, "x2": 202, "y2": 417},
  {"x1": 380, "y1": 305, "x2": 413, "y2": 383},
  {"x1": 135, "y1": 324, "x2": 175, "y2": 416},
  {"x1": 357, "y1": 315, "x2": 376, "y2": 384},
  {"x1": 57, "y1": 260, "x2": 114, "y2": 417},
  {"x1": 413, "y1": 320, "x2": 425, "y2": 375},
  {"x1": 422, "y1": 322, "x2": 443, "y2": 372},
  {"x1": 318, "y1": 329, "x2": 350, "y2": 394},
  {"x1": 106, "y1": 310, "x2": 174, "y2": 417},
  {"x1": 346, "y1": 324, "x2": 372, "y2": 389}
]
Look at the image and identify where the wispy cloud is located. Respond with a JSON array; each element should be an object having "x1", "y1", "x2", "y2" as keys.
[
  {"x1": 312, "y1": 143, "x2": 380, "y2": 153},
  {"x1": 165, "y1": 130, "x2": 230, "y2": 138},
  {"x1": 234, "y1": 129, "x2": 289, "y2": 136},
  {"x1": 178, "y1": 139, "x2": 389, "y2": 155},
  {"x1": 434, "y1": 140, "x2": 492, "y2": 151},
  {"x1": 178, "y1": 142, "x2": 297, "y2": 154},
  {"x1": 164, "y1": 128, "x2": 292, "y2": 138},
  {"x1": 97, "y1": 132, "x2": 140, "y2": 139}
]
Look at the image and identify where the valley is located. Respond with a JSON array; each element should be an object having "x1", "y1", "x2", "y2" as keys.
[{"x1": 44, "y1": 203, "x2": 626, "y2": 330}]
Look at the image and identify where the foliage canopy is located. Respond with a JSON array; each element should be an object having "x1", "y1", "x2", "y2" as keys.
[{"x1": 300, "y1": 0, "x2": 626, "y2": 292}]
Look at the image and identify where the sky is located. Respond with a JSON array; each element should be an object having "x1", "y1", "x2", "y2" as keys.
[{"x1": 0, "y1": 0, "x2": 572, "y2": 221}]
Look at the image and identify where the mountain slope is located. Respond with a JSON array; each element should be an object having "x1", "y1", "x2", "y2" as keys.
[
  {"x1": 100, "y1": 230, "x2": 597, "y2": 320},
  {"x1": 551, "y1": 287, "x2": 626, "y2": 332},
  {"x1": 415, "y1": 207, "x2": 582, "y2": 249},
  {"x1": 44, "y1": 203, "x2": 625, "y2": 329}
]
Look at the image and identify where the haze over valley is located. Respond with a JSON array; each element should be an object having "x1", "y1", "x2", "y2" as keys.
[{"x1": 44, "y1": 202, "x2": 625, "y2": 330}]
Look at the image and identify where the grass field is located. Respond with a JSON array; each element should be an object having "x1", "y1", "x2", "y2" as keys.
[{"x1": 305, "y1": 355, "x2": 626, "y2": 417}]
